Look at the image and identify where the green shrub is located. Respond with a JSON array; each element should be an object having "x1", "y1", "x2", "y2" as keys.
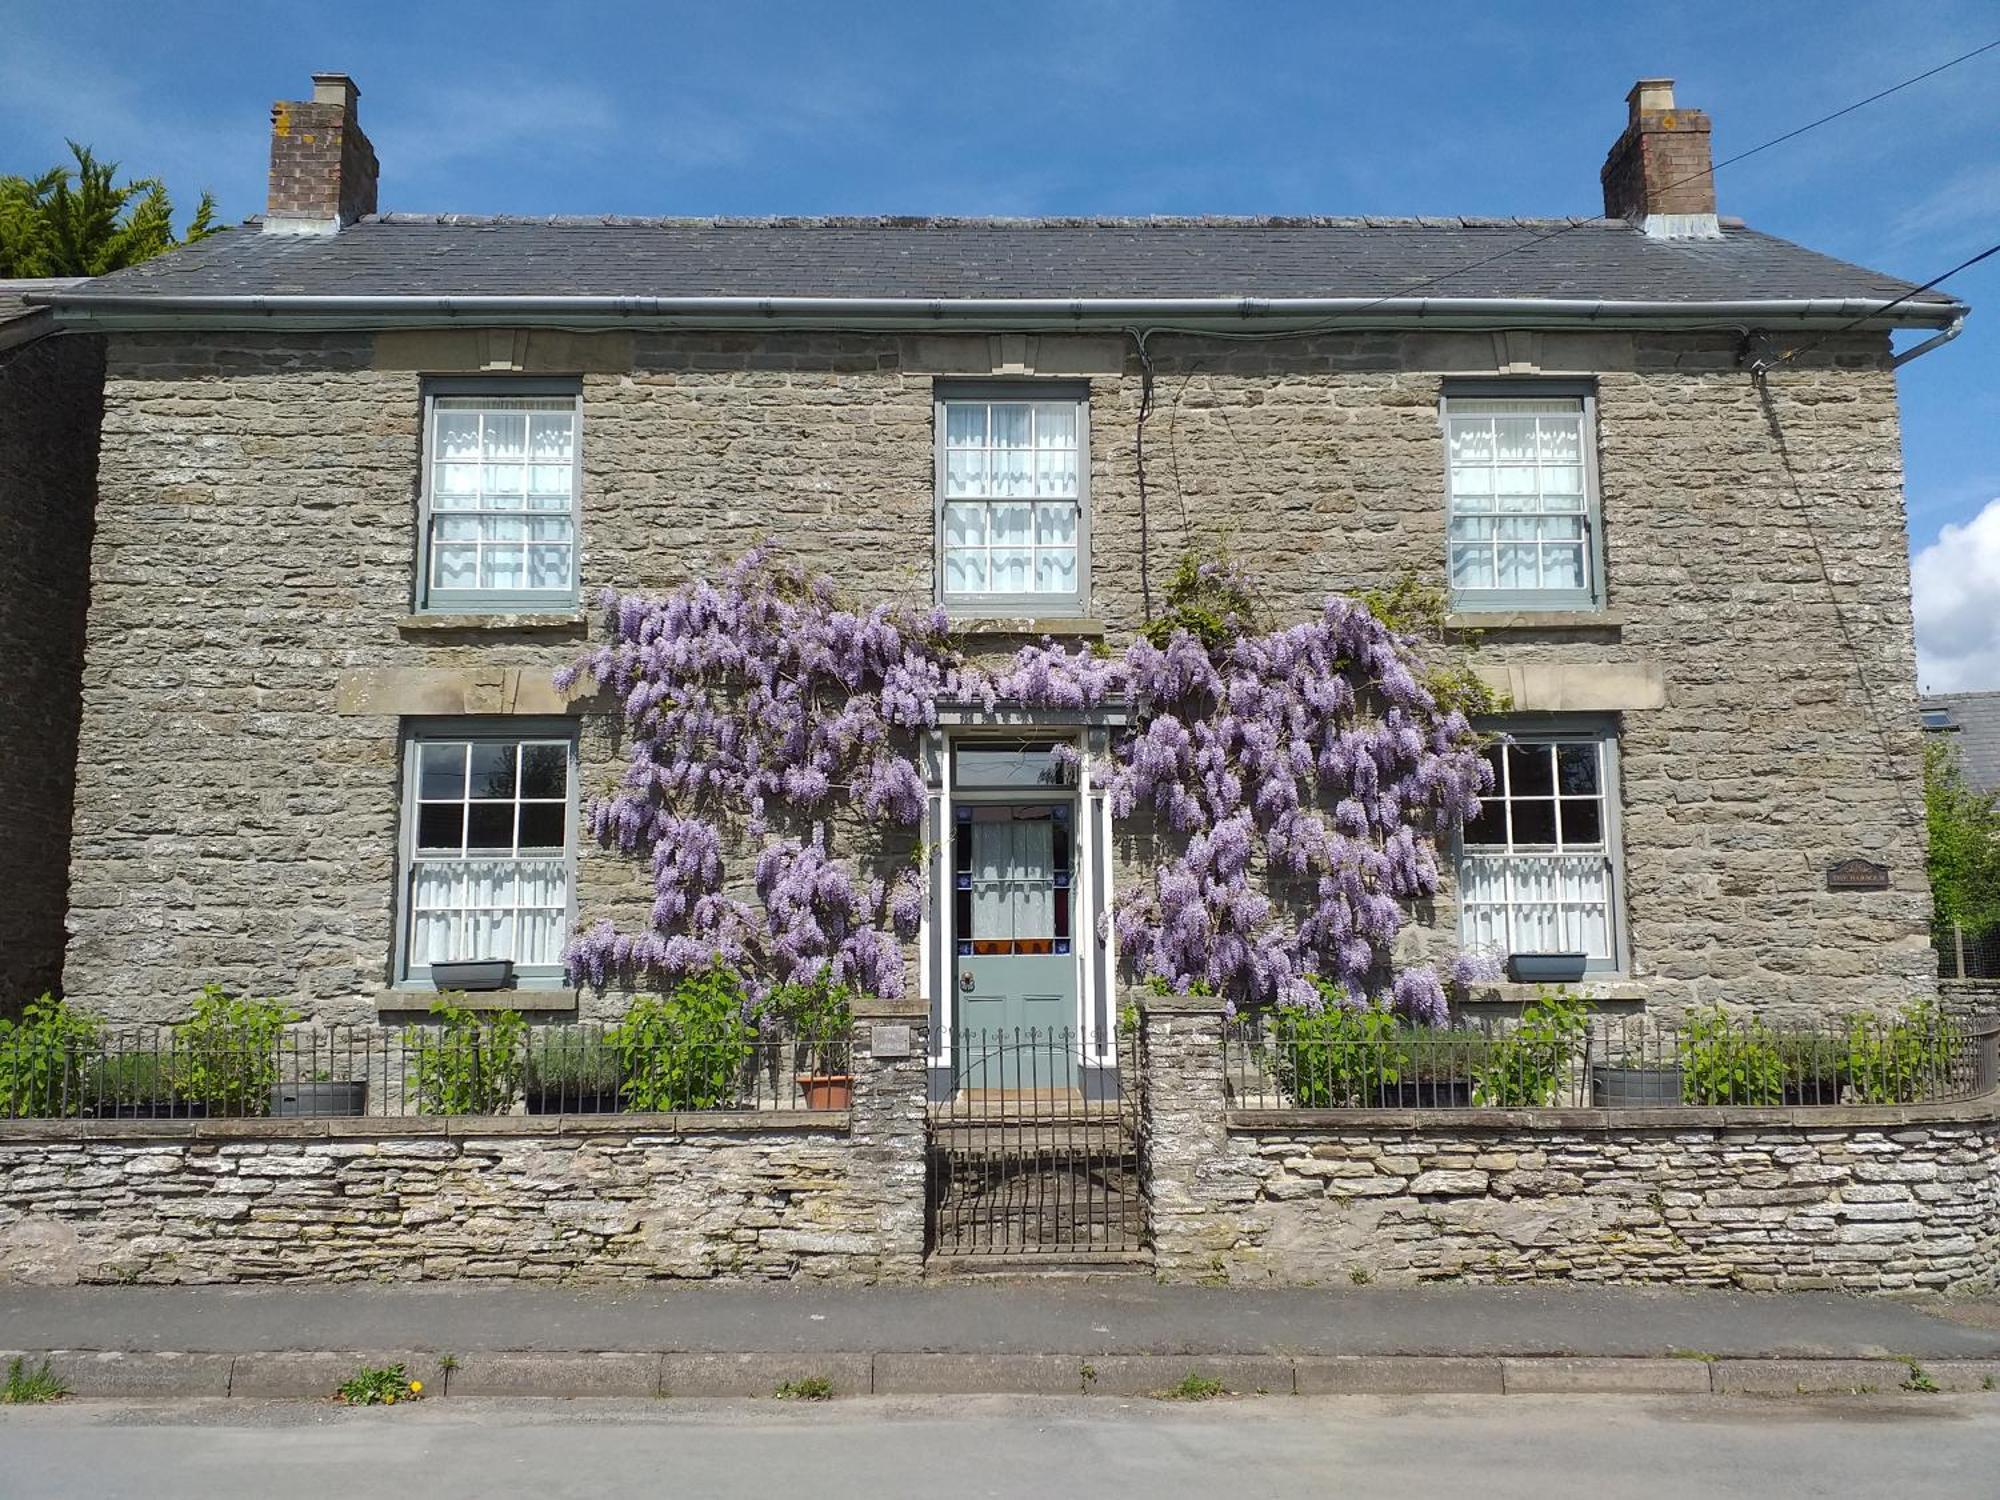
[
  {"x1": 1475, "y1": 988, "x2": 1589, "y2": 1106},
  {"x1": 524, "y1": 1031, "x2": 623, "y2": 1097},
  {"x1": 766, "y1": 972, "x2": 855, "y2": 1076},
  {"x1": 411, "y1": 1000, "x2": 525, "y2": 1115},
  {"x1": 0, "y1": 995, "x2": 100, "y2": 1118},
  {"x1": 1680, "y1": 1006, "x2": 1783, "y2": 1105},
  {"x1": 1271, "y1": 989, "x2": 1403, "y2": 1107},
  {"x1": 173, "y1": 984, "x2": 296, "y2": 1116},
  {"x1": 1842, "y1": 1000, "x2": 1961, "y2": 1105},
  {"x1": 611, "y1": 967, "x2": 755, "y2": 1112},
  {"x1": 86, "y1": 1051, "x2": 184, "y2": 1107}
]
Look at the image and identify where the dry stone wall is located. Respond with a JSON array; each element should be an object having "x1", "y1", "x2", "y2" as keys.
[
  {"x1": 1142, "y1": 1001, "x2": 2000, "y2": 1295},
  {"x1": 63, "y1": 326, "x2": 1932, "y2": 1022}
]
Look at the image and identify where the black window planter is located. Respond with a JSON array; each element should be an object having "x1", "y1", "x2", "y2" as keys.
[
  {"x1": 429, "y1": 959, "x2": 515, "y2": 992},
  {"x1": 86, "y1": 1101, "x2": 209, "y2": 1120},
  {"x1": 272, "y1": 1081, "x2": 369, "y2": 1117},
  {"x1": 1589, "y1": 1065, "x2": 1684, "y2": 1107},
  {"x1": 1506, "y1": 952, "x2": 1589, "y2": 984}
]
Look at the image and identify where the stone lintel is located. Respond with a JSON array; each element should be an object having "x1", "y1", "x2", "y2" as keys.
[
  {"x1": 1476, "y1": 660, "x2": 1666, "y2": 712},
  {"x1": 334, "y1": 668, "x2": 581, "y2": 717},
  {"x1": 370, "y1": 328, "x2": 635, "y2": 373},
  {"x1": 899, "y1": 334, "x2": 1127, "y2": 377},
  {"x1": 852, "y1": 996, "x2": 930, "y2": 1022}
]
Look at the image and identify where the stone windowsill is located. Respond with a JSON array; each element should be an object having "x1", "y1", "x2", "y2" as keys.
[
  {"x1": 950, "y1": 616, "x2": 1108, "y2": 638},
  {"x1": 376, "y1": 988, "x2": 578, "y2": 1014},
  {"x1": 1446, "y1": 609, "x2": 1627, "y2": 633},
  {"x1": 0, "y1": 1111, "x2": 850, "y2": 1143},
  {"x1": 398, "y1": 613, "x2": 589, "y2": 634},
  {"x1": 1460, "y1": 980, "x2": 1649, "y2": 1013}
]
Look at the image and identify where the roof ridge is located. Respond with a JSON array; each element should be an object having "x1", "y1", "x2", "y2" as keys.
[{"x1": 362, "y1": 212, "x2": 1630, "y2": 231}]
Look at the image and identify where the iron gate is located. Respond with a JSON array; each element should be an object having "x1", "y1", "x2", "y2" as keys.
[{"x1": 924, "y1": 1027, "x2": 1146, "y2": 1260}]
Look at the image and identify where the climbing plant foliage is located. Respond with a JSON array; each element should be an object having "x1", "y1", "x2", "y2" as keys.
[{"x1": 561, "y1": 548, "x2": 1496, "y2": 1021}]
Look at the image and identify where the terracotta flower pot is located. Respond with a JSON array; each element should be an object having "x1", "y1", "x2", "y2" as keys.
[{"x1": 796, "y1": 1074, "x2": 855, "y2": 1109}]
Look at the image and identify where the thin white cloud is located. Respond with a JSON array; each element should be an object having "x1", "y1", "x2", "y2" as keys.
[{"x1": 1914, "y1": 496, "x2": 2000, "y2": 692}]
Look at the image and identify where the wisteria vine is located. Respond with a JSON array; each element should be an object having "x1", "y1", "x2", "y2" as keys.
[{"x1": 560, "y1": 548, "x2": 1496, "y2": 1021}]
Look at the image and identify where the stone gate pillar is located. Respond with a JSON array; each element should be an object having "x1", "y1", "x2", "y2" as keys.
[
  {"x1": 850, "y1": 996, "x2": 931, "y2": 1279},
  {"x1": 1139, "y1": 991, "x2": 1240, "y2": 1277}
]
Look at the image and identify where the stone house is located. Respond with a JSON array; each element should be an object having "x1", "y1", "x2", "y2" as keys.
[{"x1": 28, "y1": 71, "x2": 1964, "y2": 1045}]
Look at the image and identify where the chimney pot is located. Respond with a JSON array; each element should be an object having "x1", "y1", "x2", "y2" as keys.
[
  {"x1": 265, "y1": 72, "x2": 378, "y2": 235},
  {"x1": 311, "y1": 73, "x2": 360, "y2": 110},
  {"x1": 1602, "y1": 75, "x2": 1719, "y2": 239},
  {"x1": 1627, "y1": 78, "x2": 1676, "y2": 121}
]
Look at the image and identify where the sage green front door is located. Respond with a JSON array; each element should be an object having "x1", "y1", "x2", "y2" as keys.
[{"x1": 953, "y1": 799, "x2": 1078, "y2": 1090}]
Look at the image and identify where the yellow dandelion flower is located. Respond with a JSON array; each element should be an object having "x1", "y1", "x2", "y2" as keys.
[
  {"x1": 408, "y1": 1381, "x2": 423, "y2": 1394},
  {"x1": 384, "y1": 1395, "x2": 395, "y2": 1405}
]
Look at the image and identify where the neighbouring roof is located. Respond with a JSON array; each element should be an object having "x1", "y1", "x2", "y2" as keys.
[
  {"x1": 0, "y1": 277, "x2": 84, "y2": 350},
  {"x1": 1924, "y1": 692, "x2": 2000, "y2": 794},
  {"x1": 38, "y1": 216, "x2": 1965, "y2": 327}
]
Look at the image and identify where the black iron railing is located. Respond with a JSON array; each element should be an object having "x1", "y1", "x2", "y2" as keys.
[
  {"x1": 926, "y1": 1026, "x2": 1144, "y2": 1258},
  {"x1": 1225, "y1": 1008, "x2": 1995, "y2": 1111},
  {"x1": 0, "y1": 1023, "x2": 853, "y2": 1119}
]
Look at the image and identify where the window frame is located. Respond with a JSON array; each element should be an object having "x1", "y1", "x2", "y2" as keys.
[
  {"x1": 391, "y1": 717, "x2": 580, "y2": 991},
  {"x1": 1456, "y1": 716, "x2": 1629, "y2": 976},
  {"x1": 1440, "y1": 379, "x2": 1605, "y2": 615},
  {"x1": 933, "y1": 380, "x2": 1091, "y2": 618},
  {"x1": 415, "y1": 377, "x2": 584, "y2": 615}
]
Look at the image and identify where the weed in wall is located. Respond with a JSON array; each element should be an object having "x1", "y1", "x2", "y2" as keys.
[
  {"x1": 2, "y1": 1357, "x2": 66, "y2": 1404},
  {"x1": 336, "y1": 1362, "x2": 424, "y2": 1406},
  {"x1": 1156, "y1": 1372, "x2": 1227, "y2": 1402},
  {"x1": 774, "y1": 1377, "x2": 833, "y2": 1401}
]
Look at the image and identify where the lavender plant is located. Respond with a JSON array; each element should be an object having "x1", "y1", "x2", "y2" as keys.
[{"x1": 563, "y1": 548, "x2": 1495, "y2": 1023}]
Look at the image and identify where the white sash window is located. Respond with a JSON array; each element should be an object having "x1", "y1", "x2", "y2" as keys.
[
  {"x1": 420, "y1": 386, "x2": 581, "y2": 613},
  {"x1": 936, "y1": 386, "x2": 1088, "y2": 614},
  {"x1": 1459, "y1": 732, "x2": 1622, "y2": 970},
  {"x1": 399, "y1": 730, "x2": 575, "y2": 984},
  {"x1": 1445, "y1": 389, "x2": 1602, "y2": 613}
]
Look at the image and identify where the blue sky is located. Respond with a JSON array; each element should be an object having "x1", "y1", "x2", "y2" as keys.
[{"x1": 8, "y1": 0, "x2": 2000, "y2": 683}]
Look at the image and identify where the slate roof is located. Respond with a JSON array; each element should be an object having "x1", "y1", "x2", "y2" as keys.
[
  {"x1": 50, "y1": 215, "x2": 1962, "y2": 317},
  {"x1": 1924, "y1": 692, "x2": 2000, "y2": 794}
]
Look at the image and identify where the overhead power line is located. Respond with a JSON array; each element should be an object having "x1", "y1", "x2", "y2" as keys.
[{"x1": 1141, "y1": 37, "x2": 2000, "y2": 342}]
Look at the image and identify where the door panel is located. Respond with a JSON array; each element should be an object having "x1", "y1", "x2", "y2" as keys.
[{"x1": 953, "y1": 801, "x2": 1078, "y2": 1089}]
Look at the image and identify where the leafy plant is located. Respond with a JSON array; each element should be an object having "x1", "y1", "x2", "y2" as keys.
[
  {"x1": 2, "y1": 1357, "x2": 66, "y2": 1404},
  {"x1": 336, "y1": 1362, "x2": 424, "y2": 1405},
  {"x1": 774, "y1": 1376, "x2": 832, "y2": 1401},
  {"x1": 1679, "y1": 1006, "x2": 1783, "y2": 1106},
  {"x1": 0, "y1": 995, "x2": 99, "y2": 1118},
  {"x1": 411, "y1": 1000, "x2": 525, "y2": 1116},
  {"x1": 1271, "y1": 989, "x2": 1403, "y2": 1107},
  {"x1": 1901, "y1": 1360, "x2": 1941, "y2": 1394},
  {"x1": 1142, "y1": 551, "x2": 1262, "y2": 651},
  {"x1": 1156, "y1": 1372, "x2": 1227, "y2": 1401},
  {"x1": 610, "y1": 967, "x2": 755, "y2": 1112},
  {"x1": 1475, "y1": 988, "x2": 1589, "y2": 1106},
  {"x1": 173, "y1": 984, "x2": 296, "y2": 1116},
  {"x1": 766, "y1": 972, "x2": 854, "y2": 1077},
  {"x1": 1842, "y1": 1001, "x2": 1960, "y2": 1105}
]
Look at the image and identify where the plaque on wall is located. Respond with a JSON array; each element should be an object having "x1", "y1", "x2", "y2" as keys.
[{"x1": 1825, "y1": 859, "x2": 1891, "y2": 891}]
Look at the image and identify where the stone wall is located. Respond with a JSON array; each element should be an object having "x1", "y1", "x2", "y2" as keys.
[
  {"x1": 1141, "y1": 1000, "x2": 2000, "y2": 1294},
  {"x1": 64, "y1": 325, "x2": 1932, "y2": 1022},
  {"x1": 0, "y1": 326, "x2": 103, "y2": 1014},
  {"x1": 0, "y1": 1015, "x2": 928, "y2": 1285}
]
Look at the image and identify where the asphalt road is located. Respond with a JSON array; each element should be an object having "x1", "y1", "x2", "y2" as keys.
[{"x1": 4, "y1": 1394, "x2": 1996, "y2": 1499}]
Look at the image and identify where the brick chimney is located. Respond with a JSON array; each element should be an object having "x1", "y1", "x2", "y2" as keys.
[
  {"x1": 264, "y1": 73, "x2": 377, "y2": 235},
  {"x1": 1599, "y1": 77, "x2": 1720, "y2": 240}
]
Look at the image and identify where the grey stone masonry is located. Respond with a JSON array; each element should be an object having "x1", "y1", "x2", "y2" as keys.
[
  {"x1": 0, "y1": 327, "x2": 102, "y2": 1014},
  {"x1": 62, "y1": 325, "x2": 1933, "y2": 1022},
  {"x1": 1137, "y1": 1001, "x2": 2000, "y2": 1294},
  {"x1": 0, "y1": 1015, "x2": 935, "y2": 1284}
]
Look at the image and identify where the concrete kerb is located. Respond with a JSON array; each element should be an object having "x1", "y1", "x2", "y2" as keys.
[{"x1": 11, "y1": 1349, "x2": 2000, "y2": 1401}]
